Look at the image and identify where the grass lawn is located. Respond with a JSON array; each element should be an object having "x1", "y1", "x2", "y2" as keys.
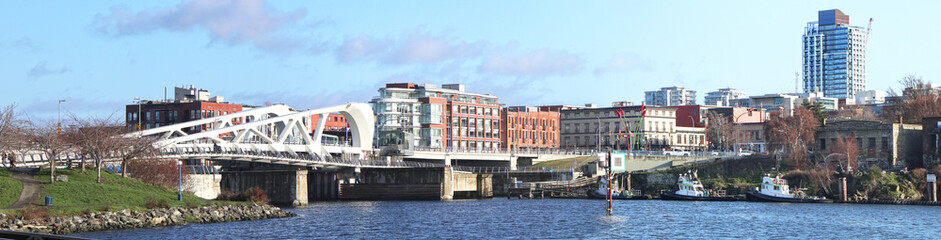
[
  {"x1": 0, "y1": 168, "x2": 23, "y2": 208},
  {"x1": 531, "y1": 156, "x2": 597, "y2": 169},
  {"x1": 29, "y1": 168, "x2": 215, "y2": 216}
]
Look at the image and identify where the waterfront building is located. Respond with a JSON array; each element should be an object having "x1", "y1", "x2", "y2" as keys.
[
  {"x1": 370, "y1": 83, "x2": 501, "y2": 151},
  {"x1": 501, "y1": 106, "x2": 560, "y2": 151},
  {"x1": 704, "y1": 88, "x2": 747, "y2": 107},
  {"x1": 125, "y1": 86, "x2": 245, "y2": 132},
  {"x1": 800, "y1": 92, "x2": 839, "y2": 110},
  {"x1": 746, "y1": 93, "x2": 802, "y2": 116},
  {"x1": 814, "y1": 120, "x2": 922, "y2": 168},
  {"x1": 921, "y1": 117, "x2": 941, "y2": 168},
  {"x1": 853, "y1": 90, "x2": 886, "y2": 105},
  {"x1": 671, "y1": 105, "x2": 710, "y2": 151},
  {"x1": 311, "y1": 113, "x2": 351, "y2": 144},
  {"x1": 803, "y1": 9, "x2": 868, "y2": 99},
  {"x1": 644, "y1": 86, "x2": 696, "y2": 106},
  {"x1": 560, "y1": 105, "x2": 678, "y2": 150},
  {"x1": 708, "y1": 107, "x2": 767, "y2": 152}
]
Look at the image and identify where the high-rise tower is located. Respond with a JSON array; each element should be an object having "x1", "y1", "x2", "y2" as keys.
[{"x1": 802, "y1": 9, "x2": 868, "y2": 99}]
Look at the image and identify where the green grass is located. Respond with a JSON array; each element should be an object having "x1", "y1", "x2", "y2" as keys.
[
  {"x1": 30, "y1": 168, "x2": 216, "y2": 216},
  {"x1": 0, "y1": 168, "x2": 23, "y2": 208},
  {"x1": 531, "y1": 156, "x2": 597, "y2": 169}
]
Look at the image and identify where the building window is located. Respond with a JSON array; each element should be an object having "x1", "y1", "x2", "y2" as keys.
[
  {"x1": 820, "y1": 138, "x2": 826, "y2": 150},
  {"x1": 867, "y1": 137, "x2": 876, "y2": 149},
  {"x1": 881, "y1": 137, "x2": 888, "y2": 150}
]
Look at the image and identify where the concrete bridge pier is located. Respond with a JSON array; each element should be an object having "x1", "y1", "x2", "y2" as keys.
[{"x1": 221, "y1": 169, "x2": 309, "y2": 206}]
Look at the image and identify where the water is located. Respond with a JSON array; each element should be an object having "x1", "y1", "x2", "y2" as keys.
[{"x1": 73, "y1": 199, "x2": 941, "y2": 239}]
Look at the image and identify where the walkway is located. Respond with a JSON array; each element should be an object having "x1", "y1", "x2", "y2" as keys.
[{"x1": 2, "y1": 170, "x2": 40, "y2": 209}]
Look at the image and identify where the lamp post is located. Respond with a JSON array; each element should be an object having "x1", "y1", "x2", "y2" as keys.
[
  {"x1": 57, "y1": 100, "x2": 66, "y2": 133},
  {"x1": 134, "y1": 97, "x2": 142, "y2": 133},
  {"x1": 177, "y1": 160, "x2": 183, "y2": 201}
]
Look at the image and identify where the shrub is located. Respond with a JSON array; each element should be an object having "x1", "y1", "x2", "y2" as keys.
[
  {"x1": 215, "y1": 186, "x2": 268, "y2": 204},
  {"x1": 18, "y1": 208, "x2": 50, "y2": 220},
  {"x1": 145, "y1": 198, "x2": 170, "y2": 209},
  {"x1": 126, "y1": 159, "x2": 190, "y2": 189}
]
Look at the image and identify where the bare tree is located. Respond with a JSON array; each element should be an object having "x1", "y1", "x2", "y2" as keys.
[
  {"x1": 0, "y1": 104, "x2": 24, "y2": 164},
  {"x1": 67, "y1": 114, "x2": 126, "y2": 183},
  {"x1": 115, "y1": 134, "x2": 158, "y2": 177},
  {"x1": 830, "y1": 133, "x2": 860, "y2": 173},
  {"x1": 885, "y1": 75, "x2": 941, "y2": 123},
  {"x1": 25, "y1": 120, "x2": 71, "y2": 183},
  {"x1": 705, "y1": 112, "x2": 740, "y2": 151},
  {"x1": 765, "y1": 107, "x2": 820, "y2": 170}
]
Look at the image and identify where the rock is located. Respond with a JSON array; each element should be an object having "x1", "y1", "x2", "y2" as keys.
[
  {"x1": 149, "y1": 217, "x2": 165, "y2": 226},
  {"x1": 55, "y1": 175, "x2": 69, "y2": 182}
]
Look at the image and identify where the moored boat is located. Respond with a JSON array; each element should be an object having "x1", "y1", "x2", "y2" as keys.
[
  {"x1": 659, "y1": 170, "x2": 738, "y2": 201},
  {"x1": 587, "y1": 176, "x2": 651, "y2": 200},
  {"x1": 745, "y1": 175, "x2": 833, "y2": 203}
]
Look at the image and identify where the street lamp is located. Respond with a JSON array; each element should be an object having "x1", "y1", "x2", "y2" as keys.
[
  {"x1": 134, "y1": 97, "x2": 142, "y2": 133},
  {"x1": 57, "y1": 99, "x2": 66, "y2": 133},
  {"x1": 177, "y1": 160, "x2": 183, "y2": 201}
]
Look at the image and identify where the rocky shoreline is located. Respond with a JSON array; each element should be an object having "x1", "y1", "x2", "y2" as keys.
[{"x1": 0, "y1": 204, "x2": 295, "y2": 235}]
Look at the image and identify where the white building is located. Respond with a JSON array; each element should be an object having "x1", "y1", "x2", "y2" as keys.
[
  {"x1": 644, "y1": 86, "x2": 696, "y2": 106},
  {"x1": 802, "y1": 9, "x2": 868, "y2": 99},
  {"x1": 854, "y1": 90, "x2": 886, "y2": 105},
  {"x1": 704, "y1": 88, "x2": 748, "y2": 107}
]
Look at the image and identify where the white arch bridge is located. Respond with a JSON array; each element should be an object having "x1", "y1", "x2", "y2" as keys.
[{"x1": 130, "y1": 103, "x2": 389, "y2": 168}]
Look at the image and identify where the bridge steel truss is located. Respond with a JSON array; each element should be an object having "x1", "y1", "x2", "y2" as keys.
[{"x1": 129, "y1": 103, "x2": 374, "y2": 159}]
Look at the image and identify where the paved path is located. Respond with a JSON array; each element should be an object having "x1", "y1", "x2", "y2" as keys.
[{"x1": 2, "y1": 171, "x2": 40, "y2": 209}]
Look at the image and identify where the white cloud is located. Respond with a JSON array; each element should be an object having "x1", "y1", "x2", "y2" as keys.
[
  {"x1": 333, "y1": 30, "x2": 487, "y2": 65},
  {"x1": 593, "y1": 53, "x2": 653, "y2": 77},
  {"x1": 478, "y1": 49, "x2": 584, "y2": 77},
  {"x1": 28, "y1": 61, "x2": 69, "y2": 79},
  {"x1": 93, "y1": 0, "x2": 308, "y2": 53}
]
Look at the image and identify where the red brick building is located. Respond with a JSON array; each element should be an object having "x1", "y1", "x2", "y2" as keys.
[
  {"x1": 501, "y1": 106, "x2": 560, "y2": 151},
  {"x1": 310, "y1": 113, "x2": 350, "y2": 132},
  {"x1": 126, "y1": 101, "x2": 243, "y2": 132},
  {"x1": 126, "y1": 86, "x2": 244, "y2": 133}
]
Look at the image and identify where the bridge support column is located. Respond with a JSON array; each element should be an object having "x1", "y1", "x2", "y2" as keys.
[
  {"x1": 442, "y1": 166, "x2": 454, "y2": 200},
  {"x1": 509, "y1": 156, "x2": 518, "y2": 171},
  {"x1": 221, "y1": 169, "x2": 309, "y2": 206},
  {"x1": 444, "y1": 155, "x2": 452, "y2": 166}
]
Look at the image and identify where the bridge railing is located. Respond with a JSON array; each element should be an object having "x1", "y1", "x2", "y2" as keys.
[
  {"x1": 451, "y1": 166, "x2": 576, "y2": 174},
  {"x1": 158, "y1": 146, "x2": 447, "y2": 168},
  {"x1": 408, "y1": 147, "x2": 597, "y2": 156}
]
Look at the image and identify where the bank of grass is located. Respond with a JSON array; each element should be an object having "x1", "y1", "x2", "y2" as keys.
[
  {"x1": 1, "y1": 168, "x2": 23, "y2": 208},
  {"x1": 25, "y1": 168, "x2": 235, "y2": 216},
  {"x1": 531, "y1": 156, "x2": 596, "y2": 169}
]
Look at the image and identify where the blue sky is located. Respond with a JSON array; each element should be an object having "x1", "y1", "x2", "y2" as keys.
[{"x1": 2, "y1": 1, "x2": 939, "y2": 120}]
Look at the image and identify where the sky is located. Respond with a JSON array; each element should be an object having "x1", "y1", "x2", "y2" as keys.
[{"x1": 2, "y1": 1, "x2": 940, "y2": 120}]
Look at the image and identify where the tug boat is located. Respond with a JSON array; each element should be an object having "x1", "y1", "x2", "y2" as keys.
[
  {"x1": 660, "y1": 170, "x2": 738, "y2": 201},
  {"x1": 745, "y1": 175, "x2": 833, "y2": 203}
]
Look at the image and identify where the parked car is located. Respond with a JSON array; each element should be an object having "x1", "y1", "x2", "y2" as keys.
[
  {"x1": 736, "y1": 150, "x2": 754, "y2": 156},
  {"x1": 663, "y1": 149, "x2": 691, "y2": 157}
]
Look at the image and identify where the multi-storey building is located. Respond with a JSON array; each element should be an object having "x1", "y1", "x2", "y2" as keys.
[
  {"x1": 371, "y1": 83, "x2": 501, "y2": 151},
  {"x1": 501, "y1": 106, "x2": 560, "y2": 151},
  {"x1": 560, "y1": 105, "x2": 678, "y2": 150},
  {"x1": 704, "y1": 88, "x2": 748, "y2": 107},
  {"x1": 645, "y1": 86, "x2": 696, "y2": 106},
  {"x1": 803, "y1": 9, "x2": 868, "y2": 99},
  {"x1": 125, "y1": 86, "x2": 245, "y2": 132}
]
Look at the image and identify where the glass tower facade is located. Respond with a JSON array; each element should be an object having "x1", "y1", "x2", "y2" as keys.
[{"x1": 802, "y1": 9, "x2": 867, "y2": 99}]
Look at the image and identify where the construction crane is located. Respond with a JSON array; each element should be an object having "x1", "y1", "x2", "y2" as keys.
[{"x1": 866, "y1": 18, "x2": 873, "y2": 42}]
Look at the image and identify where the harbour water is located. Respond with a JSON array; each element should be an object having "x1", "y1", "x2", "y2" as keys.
[{"x1": 74, "y1": 198, "x2": 941, "y2": 239}]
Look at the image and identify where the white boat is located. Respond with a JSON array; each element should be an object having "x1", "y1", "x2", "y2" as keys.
[
  {"x1": 660, "y1": 170, "x2": 737, "y2": 201},
  {"x1": 588, "y1": 176, "x2": 650, "y2": 200},
  {"x1": 746, "y1": 175, "x2": 832, "y2": 203}
]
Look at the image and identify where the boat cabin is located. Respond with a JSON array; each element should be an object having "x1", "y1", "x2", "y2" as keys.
[{"x1": 759, "y1": 176, "x2": 794, "y2": 198}]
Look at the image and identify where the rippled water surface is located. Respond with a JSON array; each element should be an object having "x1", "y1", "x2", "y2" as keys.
[{"x1": 74, "y1": 199, "x2": 941, "y2": 239}]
